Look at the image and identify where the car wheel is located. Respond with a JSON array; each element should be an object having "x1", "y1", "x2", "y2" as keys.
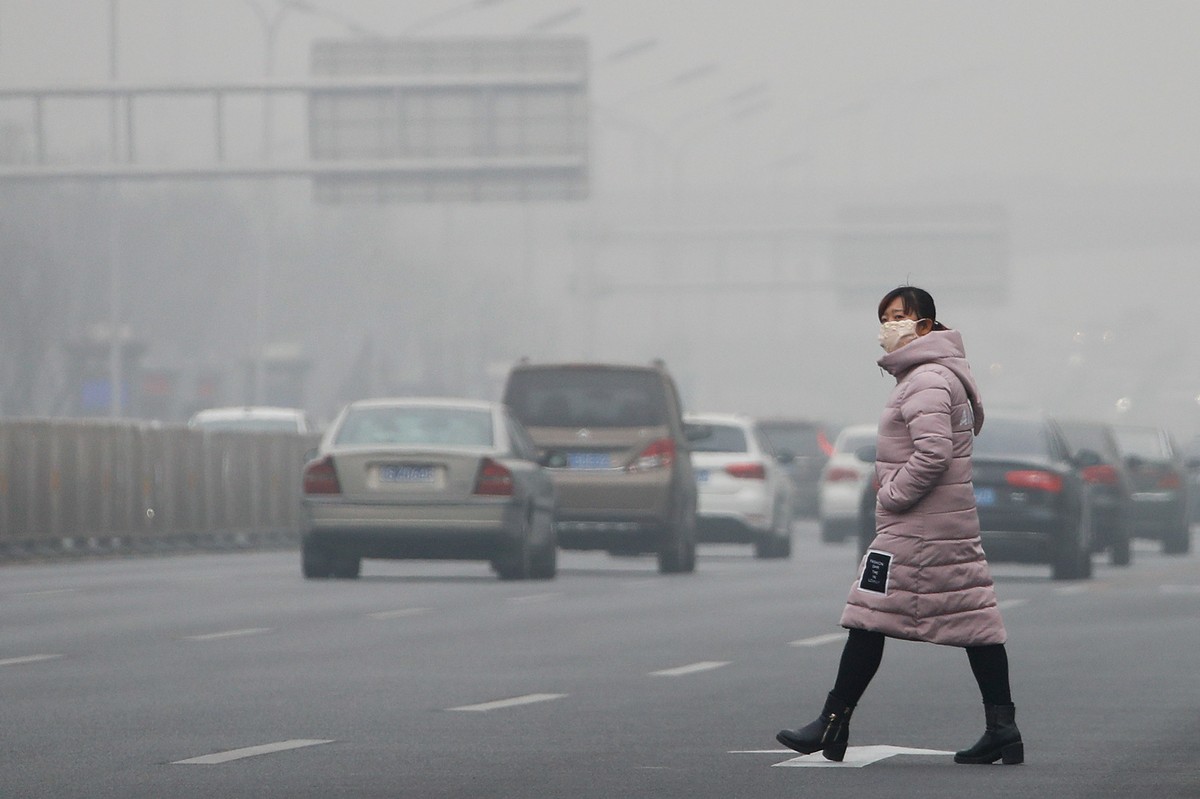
[
  {"x1": 1109, "y1": 528, "x2": 1132, "y2": 566},
  {"x1": 755, "y1": 504, "x2": 792, "y2": 559},
  {"x1": 1051, "y1": 516, "x2": 1089, "y2": 581},
  {"x1": 495, "y1": 509, "x2": 536, "y2": 580},
  {"x1": 301, "y1": 537, "x2": 333, "y2": 579},
  {"x1": 331, "y1": 554, "x2": 361, "y2": 579},
  {"x1": 1162, "y1": 524, "x2": 1191, "y2": 555},
  {"x1": 530, "y1": 512, "x2": 558, "y2": 580},
  {"x1": 658, "y1": 503, "x2": 697, "y2": 574}
]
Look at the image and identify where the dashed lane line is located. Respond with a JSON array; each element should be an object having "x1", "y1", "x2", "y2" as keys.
[
  {"x1": 651, "y1": 661, "x2": 730, "y2": 677},
  {"x1": 367, "y1": 608, "x2": 431, "y2": 620},
  {"x1": 173, "y1": 739, "x2": 334, "y2": 765},
  {"x1": 181, "y1": 627, "x2": 272, "y2": 642},
  {"x1": 12, "y1": 589, "x2": 78, "y2": 598},
  {"x1": 1160, "y1": 584, "x2": 1200, "y2": 595},
  {"x1": 506, "y1": 593, "x2": 562, "y2": 605},
  {"x1": 789, "y1": 633, "x2": 847, "y2": 648},
  {"x1": 0, "y1": 654, "x2": 63, "y2": 668},
  {"x1": 996, "y1": 599, "x2": 1029, "y2": 610},
  {"x1": 447, "y1": 693, "x2": 568, "y2": 712},
  {"x1": 1054, "y1": 584, "x2": 1091, "y2": 596}
]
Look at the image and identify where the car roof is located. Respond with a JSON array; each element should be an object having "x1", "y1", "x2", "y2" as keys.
[
  {"x1": 189, "y1": 406, "x2": 305, "y2": 422},
  {"x1": 344, "y1": 397, "x2": 500, "y2": 412},
  {"x1": 684, "y1": 412, "x2": 756, "y2": 427},
  {"x1": 508, "y1": 361, "x2": 663, "y2": 374}
]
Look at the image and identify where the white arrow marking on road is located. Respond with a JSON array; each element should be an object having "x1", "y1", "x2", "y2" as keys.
[
  {"x1": 182, "y1": 627, "x2": 271, "y2": 641},
  {"x1": 173, "y1": 739, "x2": 334, "y2": 765},
  {"x1": 368, "y1": 607, "x2": 431, "y2": 619},
  {"x1": 651, "y1": 661, "x2": 730, "y2": 677},
  {"x1": 771, "y1": 745, "x2": 954, "y2": 767},
  {"x1": 448, "y1": 693, "x2": 567, "y2": 712},
  {"x1": 0, "y1": 654, "x2": 63, "y2": 668},
  {"x1": 789, "y1": 633, "x2": 847, "y2": 648}
]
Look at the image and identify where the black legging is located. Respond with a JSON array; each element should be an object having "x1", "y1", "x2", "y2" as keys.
[{"x1": 831, "y1": 628, "x2": 1013, "y2": 707}]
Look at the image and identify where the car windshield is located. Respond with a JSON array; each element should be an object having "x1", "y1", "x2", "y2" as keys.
[
  {"x1": 689, "y1": 424, "x2": 748, "y2": 453},
  {"x1": 192, "y1": 418, "x2": 301, "y2": 433},
  {"x1": 835, "y1": 430, "x2": 876, "y2": 454},
  {"x1": 334, "y1": 407, "x2": 494, "y2": 447},
  {"x1": 973, "y1": 418, "x2": 1050, "y2": 459},
  {"x1": 505, "y1": 369, "x2": 667, "y2": 428},
  {"x1": 1113, "y1": 427, "x2": 1168, "y2": 460},
  {"x1": 759, "y1": 423, "x2": 824, "y2": 455}
]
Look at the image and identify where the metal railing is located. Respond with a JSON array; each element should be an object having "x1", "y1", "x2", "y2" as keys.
[{"x1": 0, "y1": 418, "x2": 319, "y2": 560}]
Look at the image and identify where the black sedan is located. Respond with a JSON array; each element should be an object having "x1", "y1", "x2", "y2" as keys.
[
  {"x1": 1057, "y1": 419, "x2": 1135, "y2": 566},
  {"x1": 971, "y1": 411, "x2": 1095, "y2": 580}
]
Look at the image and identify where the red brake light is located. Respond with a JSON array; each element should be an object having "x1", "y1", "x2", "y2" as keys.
[
  {"x1": 627, "y1": 438, "x2": 675, "y2": 472},
  {"x1": 474, "y1": 458, "x2": 514, "y2": 496},
  {"x1": 1005, "y1": 470, "x2": 1063, "y2": 493},
  {"x1": 1158, "y1": 472, "x2": 1182, "y2": 490},
  {"x1": 303, "y1": 456, "x2": 341, "y2": 495},
  {"x1": 725, "y1": 462, "x2": 766, "y2": 480},
  {"x1": 824, "y1": 466, "x2": 860, "y2": 483},
  {"x1": 817, "y1": 429, "x2": 834, "y2": 457},
  {"x1": 1081, "y1": 464, "x2": 1118, "y2": 485}
]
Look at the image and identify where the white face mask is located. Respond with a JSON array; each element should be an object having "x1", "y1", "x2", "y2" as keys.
[{"x1": 879, "y1": 319, "x2": 919, "y2": 352}]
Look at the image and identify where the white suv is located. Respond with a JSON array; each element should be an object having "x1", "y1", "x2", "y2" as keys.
[
  {"x1": 817, "y1": 424, "x2": 877, "y2": 544},
  {"x1": 685, "y1": 412, "x2": 794, "y2": 559}
]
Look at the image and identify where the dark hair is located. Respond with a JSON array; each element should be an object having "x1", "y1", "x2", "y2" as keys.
[{"x1": 877, "y1": 286, "x2": 948, "y2": 330}]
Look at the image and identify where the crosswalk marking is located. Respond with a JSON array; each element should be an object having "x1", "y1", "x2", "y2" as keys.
[
  {"x1": 173, "y1": 739, "x2": 333, "y2": 765},
  {"x1": 770, "y1": 744, "x2": 954, "y2": 768},
  {"x1": 650, "y1": 661, "x2": 730, "y2": 677}
]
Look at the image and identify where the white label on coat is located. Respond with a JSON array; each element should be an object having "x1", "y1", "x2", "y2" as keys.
[{"x1": 856, "y1": 550, "x2": 892, "y2": 595}]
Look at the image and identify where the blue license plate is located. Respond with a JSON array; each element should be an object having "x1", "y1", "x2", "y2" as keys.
[
  {"x1": 380, "y1": 464, "x2": 435, "y2": 483},
  {"x1": 567, "y1": 452, "x2": 612, "y2": 470},
  {"x1": 695, "y1": 469, "x2": 710, "y2": 484},
  {"x1": 974, "y1": 487, "x2": 996, "y2": 507}
]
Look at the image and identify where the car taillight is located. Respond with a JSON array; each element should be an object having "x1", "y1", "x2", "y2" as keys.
[
  {"x1": 725, "y1": 462, "x2": 766, "y2": 479},
  {"x1": 627, "y1": 438, "x2": 675, "y2": 472},
  {"x1": 1005, "y1": 470, "x2": 1063, "y2": 493},
  {"x1": 1080, "y1": 464, "x2": 1118, "y2": 485},
  {"x1": 817, "y1": 429, "x2": 834, "y2": 457},
  {"x1": 474, "y1": 458, "x2": 514, "y2": 496},
  {"x1": 824, "y1": 467, "x2": 860, "y2": 483},
  {"x1": 1158, "y1": 472, "x2": 1183, "y2": 490},
  {"x1": 303, "y1": 456, "x2": 341, "y2": 495}
]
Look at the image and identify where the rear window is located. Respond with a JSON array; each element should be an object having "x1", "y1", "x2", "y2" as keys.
[
  {"x1": 834, "y1": 430, "x2": 876, "y2": 454},
  {"x1": 505, "y1": 368, "x2": 667, "y2": 428},
  {"x1": 689, "y1": 424, "x2": 748, "y2": 453},
  {"x1": 334, "y1": 407, "x2": 494, "y2": 447},
  {"x1": 1113, "y1": 427, "x2": 1169, "y2": 460},
  {"x1": 973, "y1": 418, "x2": 1051, "y2": 459},
  {"x1": 192, "y1": 418, "x2": 302, "y2": 433},
  {"x1": 1058, "y1": 422, "x2": 1119, "y2": 460},
  {"x1": 759, "y1": 423, "x2": 825, "y2": 456}
]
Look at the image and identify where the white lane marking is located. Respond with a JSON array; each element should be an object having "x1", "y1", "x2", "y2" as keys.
[
  {"x1": 13, "y1": 589, "x2": 78, "y2": 598},
  {"x1": 996, "y1": 599, "x2": 1029, "y2": 610},
  {"x1": 173, "y1": 739, "x2": 334, "y2": 765},
  {"x1": 506, "y1": 593, "x2": 561, "y2": 605},
  {"x1": 0, "y1": 654, "x2": 63, "y2": 668},
  {"x1": 368, "y1": 607, "x2": 431, "y2": 620},
  {"x1": 789, "y1": 633, "x2": 847, "y2": 648},
  {"x1": 730, "y1": 749, "x2": 793, "y2": 754},
  {"x1": 182, "y1": 627, "x2": 271, "y2": 642},
  {"x1": 1160, "y1": 584, "x2": 1200, "y2": 595},
  {"x1": 771, "y1": 744, "x2": 954, "y2": 768},
  {"x1": 651, "y1": 661, "x2": 730, "y2": 677},
  {"x1": 1054, "y1": 585, "x2": 1090, "y2": 596},
  {"x1": 447, "y1": 693, "x2": 567, "y2": 712}
]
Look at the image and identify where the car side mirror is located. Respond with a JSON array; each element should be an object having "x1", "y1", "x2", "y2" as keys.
[
  {"x1": 775, "y1": 449, "x2": 796, "y2": 465},
  {"x1": 540, "y1": 450, "x2": 568, "y2": 469},
  {"x1": 854, "y1": 445, "x2": 877, "y2": 463},
  {"x1": 684, "y1": 423, "x2": 713, "y2": 442},
  {"x1": 1072, "y1": 448, "x2": 1103, "y2": 469}
]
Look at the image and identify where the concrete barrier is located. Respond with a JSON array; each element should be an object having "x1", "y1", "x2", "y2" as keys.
[{"x1": 0, "y1": 418, "x2": 319, "y2": 561}]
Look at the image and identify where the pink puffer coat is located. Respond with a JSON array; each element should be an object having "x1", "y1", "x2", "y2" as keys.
[{"x1": 839, "y1": 330, "x2": 1007, "y2": 647}]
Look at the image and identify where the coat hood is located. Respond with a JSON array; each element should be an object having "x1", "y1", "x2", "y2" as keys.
[{"x1": 878, "y1": 329, "x2": 985, "y2": 434}]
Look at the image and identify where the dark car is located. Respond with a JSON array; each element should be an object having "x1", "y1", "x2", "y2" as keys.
[
  {"x1": 757, "y1": 418, "x2": 834, "y2": 517},
  {"x1": 971, "y1": 412, "x2": 1094, "y2": 580},
  {"x1": 502, "y1": 360, "x2": 703, "y2": 573},
  {"x1": 1056, "y1": 419, "x2": 1135, "y2": 566},
  {"x1": 1111, "y1": 425, "x2": 1191, "y2": 555}
]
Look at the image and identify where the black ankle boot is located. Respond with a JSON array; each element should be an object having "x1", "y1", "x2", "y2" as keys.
[
  {"x1": 954, "y1": 703, "x2": 1023, "y2": 764},
  {"x1": 776, "y1": 693, "x2": 854, "y2": 762}
]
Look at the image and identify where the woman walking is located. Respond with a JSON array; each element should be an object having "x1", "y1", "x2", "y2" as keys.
[{"x1": 776, "y1": 285, "x2": 1023, "y2": 765}]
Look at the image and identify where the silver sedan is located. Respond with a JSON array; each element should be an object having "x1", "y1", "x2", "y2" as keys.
[{"x1": 301, "y1": 398, "x2": 557, "y2": 580}]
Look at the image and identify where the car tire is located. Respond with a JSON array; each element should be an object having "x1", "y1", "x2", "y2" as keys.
[
  {"x1": 755, "y1": 504, "x2": 792, "y2": 559},
  {"x1": 301, "y1": 537, "x2": 333, "y2": 579},
  {"x1": 1162, "y1": 524, "x2": 1191, "y2": 555},
  {"x1": 495, "y1": 512, "x2": 536, "y2": 581},
  {"x1": 530, "y1": 513, "x2": 558, "y2": 580},
  {"x1": 1051, "y1": 517, "x2": 1089, "y2": 581},
  {"x1": 658, "y1": 503, "x2": 697, "y2": 574},
  {"x1": 1109, "y1": 528, "x2": 1132, "y2": 566},
  {"x1": 331, "y1": 554, "x2": 361, "y2": 579}
]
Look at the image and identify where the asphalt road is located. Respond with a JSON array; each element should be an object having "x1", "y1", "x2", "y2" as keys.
[{"x1": 4, "y1": 522, "x2": 1198, "y2": 799}]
